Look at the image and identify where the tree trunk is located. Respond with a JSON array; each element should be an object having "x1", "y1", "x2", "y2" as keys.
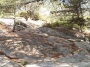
[{"x1": 12, "y1": 10, "x2": 16, "y2": 32}]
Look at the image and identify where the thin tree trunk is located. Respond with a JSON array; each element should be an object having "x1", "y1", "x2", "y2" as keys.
[{"x1": 12, "y1": 10, "x2": 16, "y2": 32}]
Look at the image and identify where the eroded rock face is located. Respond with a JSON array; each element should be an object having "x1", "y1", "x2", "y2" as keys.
[{"x1": 0, "y1": 56, "x2": 22, "y2": 67}]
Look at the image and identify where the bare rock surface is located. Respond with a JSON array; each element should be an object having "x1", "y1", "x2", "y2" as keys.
[
  {"x1": 26, "y1": 62, "x2": 90, "y2": 67},
  {"x1": 0, "y1": 56, "x2": 22, "y2": 67},
  {"x1": 0, "y1": 18, "x2": 90, "y2": 67}
]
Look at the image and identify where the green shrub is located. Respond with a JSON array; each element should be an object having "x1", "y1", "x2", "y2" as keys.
[
  {"x1": 69, "y1": 17, "x2": 86, "y2": 32},
  {"x1": 70, "y1": 17, "x2": 86, "y2": 26},
  {"x1": 20, "y1": 60, "x2": 27, "y2": 66},
  {"x1": 44, "y1": 22, "x2": 59, "y2": 27},
  {"x1": 51, "y1": 22, "x2": 60, "y2": 27},
  {"x1": 25, "y1": 11, "x2": 40, "y2": 20},
  {"x1": 19, "y1": 12, "x2": 27, "y2": 17},
  {"x1": 45, "y1": 21, "x2": 66, "y2": 27},
  {"x1": 32, "y1": 12, "x2": 39, "y2": 20}
]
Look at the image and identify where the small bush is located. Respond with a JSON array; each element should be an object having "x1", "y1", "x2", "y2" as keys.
[
  {"x1": 27, "y1": 11, "x2": 40, "y2": 20},
  {"x1": 51, "y1": 22, "x2": 60, "y2": 27},
  {"x1": 32, "y1": 12, "x2": 39, "y2": 20},
  {"x1": 20, "y1": 60, "x2": 27, "y2": 66},
  {"x1": 69, "y1": 17, "x2": 86, "y2": 32},
  {"x1": 44, "y1": 22, "x2": 59, "y2": 28},
  {"x1": 19, "y1": 12, "x2": 27, "y2": 17},
  {"x1": 70, "y1": 17, "x2": 86, "y2": 26},
  {"x1": 45, "y1": 21, "x2": 64, "y2": 27}
]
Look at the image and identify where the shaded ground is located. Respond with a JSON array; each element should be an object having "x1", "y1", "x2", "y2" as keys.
[{"x1": 0, "y1": 18, "x2": 90, "y2": 67}]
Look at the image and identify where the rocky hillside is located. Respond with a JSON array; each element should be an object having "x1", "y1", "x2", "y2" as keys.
[{"x1": 0, "y1": 18, "x2": 90, "y2": 67}]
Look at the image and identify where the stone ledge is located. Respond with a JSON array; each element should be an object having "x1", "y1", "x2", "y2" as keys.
[{"x1": 25, "y1": 62, "x2": 90, "y2": 67}]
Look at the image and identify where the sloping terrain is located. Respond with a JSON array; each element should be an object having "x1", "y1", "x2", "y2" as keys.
[{"x1": 0, "y1": 18, "x2": 90, "y2": 67}]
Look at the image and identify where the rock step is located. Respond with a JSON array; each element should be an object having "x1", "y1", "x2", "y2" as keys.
[{"x1": 25, "y1": 62, "x2": 90, "y2": 67}]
